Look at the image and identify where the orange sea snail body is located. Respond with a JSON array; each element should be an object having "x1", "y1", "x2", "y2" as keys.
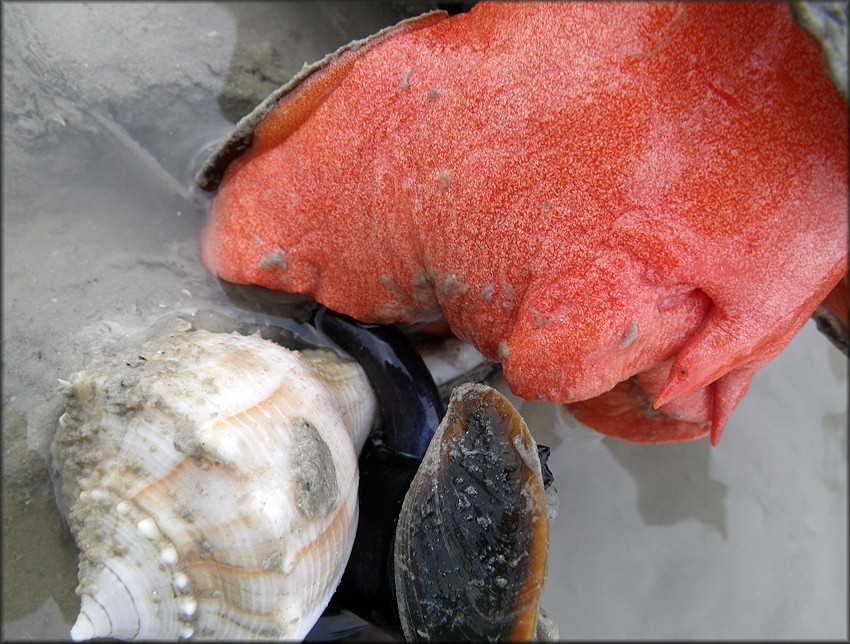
[{"x1": 199, "y1": 2, "x2": 848, "y2": 445}]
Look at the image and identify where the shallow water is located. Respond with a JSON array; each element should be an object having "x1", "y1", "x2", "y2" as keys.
[{"x1": 2, "y1": 2, "x2": 847, "y2": 640}]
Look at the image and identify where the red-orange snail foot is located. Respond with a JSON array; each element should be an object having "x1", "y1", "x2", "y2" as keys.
[{"x1": 198, "y1": 2, "x2": 848, "y2": 445}]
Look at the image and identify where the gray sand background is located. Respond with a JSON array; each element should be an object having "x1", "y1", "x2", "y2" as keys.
[{"x1": 2, "y1": 2, "x2": 847, "y2": 639}]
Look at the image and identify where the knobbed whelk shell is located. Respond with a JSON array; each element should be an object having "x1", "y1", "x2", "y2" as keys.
[{"x1": 50, "y1": 328, "x2": 377, "y2": 640}]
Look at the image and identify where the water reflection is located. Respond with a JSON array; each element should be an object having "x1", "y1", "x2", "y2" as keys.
[{"x1": 603, "y1": 436, "x2": 728, "y2": 538}]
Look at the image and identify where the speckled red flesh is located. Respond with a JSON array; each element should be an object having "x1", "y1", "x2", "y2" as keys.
[{"x1": 201, "y1": 2, "x2": 848, "y2": 445}]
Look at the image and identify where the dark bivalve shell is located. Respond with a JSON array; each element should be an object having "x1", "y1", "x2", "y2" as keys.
[{"x1": 393, "y1": 383, "x2": 550, "y2": 641}]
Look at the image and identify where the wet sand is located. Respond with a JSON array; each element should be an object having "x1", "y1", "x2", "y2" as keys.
[{"x1": 2, "y1": 2, "x2": 847, "y2": 639}]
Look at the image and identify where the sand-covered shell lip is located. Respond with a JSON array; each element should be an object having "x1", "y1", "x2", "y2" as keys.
[
  {"x1": 195, "y1": 10, "x2": 446, "y2": 193},
  {"x1": 791, "y1": 1, "x2": 848, "y2": 101},
  {"x1": 51, "y1": 327, "x2": 377, "y2": 640}
]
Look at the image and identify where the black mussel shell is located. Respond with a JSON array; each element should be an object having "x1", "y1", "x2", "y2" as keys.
[{"x1": 393, "y1": 383, "x2": 549, "y2": 641}]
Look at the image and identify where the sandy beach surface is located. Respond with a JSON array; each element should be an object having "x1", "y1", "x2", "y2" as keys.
[{"x1": 3, "y1": 2, "x2": 846, "y2": 639}]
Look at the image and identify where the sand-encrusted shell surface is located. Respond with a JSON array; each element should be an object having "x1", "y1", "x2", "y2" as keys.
[{"x1": 51, "y1": 329, "x2": 376, "y2": 640}]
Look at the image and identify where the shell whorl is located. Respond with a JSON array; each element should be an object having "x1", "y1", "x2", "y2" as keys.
[{"x1": 51, "y1": 329, "x2": 377, "y2": 640}]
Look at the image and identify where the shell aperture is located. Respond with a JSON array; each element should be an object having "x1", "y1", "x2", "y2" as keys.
[
  {"x1": 313, "y1": 305, "x2": 444, "y2": 459},
  {"x1": 51, "y1": 328, "x2": 377, "y2": 640},
  {"x1": 313, "y1": 306, "x2": 442, "y2": 633},
  {"x1": 393, "y1": 383, "x2": 550, "y2": 641}
]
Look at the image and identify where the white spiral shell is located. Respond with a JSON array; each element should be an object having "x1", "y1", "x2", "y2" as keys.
[{"x1": 51, "y1": 328, "x2": 377, "y2": 640}]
